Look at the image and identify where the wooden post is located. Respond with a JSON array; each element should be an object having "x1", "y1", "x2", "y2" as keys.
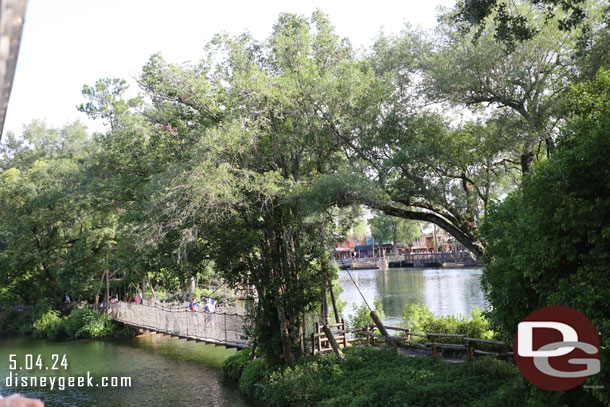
[
  {"x1": 431, "y1": 344, "x2": 438, "y2": 360},
  {"x1": 406, "y1": 328, "x2": 411, "y2": 342},
  {"x1": 364, "y1": 325, "x2": 370, "y2": 346},
  {"x1": 370, "y1": 311, "x2": 390, "y2": 337},
  {"x1": 322, "y1": 324, "x2": 344, "y2": 361},
  {"x1": 329, "y1": 285, "x2": 340, "y2": 324},
  {"x1": 341, "y1": 318, "x2": 348, "y2": 348},
  {"x1": 315, "y1": 322, "x2": 321, "y2": 353},
  {"x1": 467, "y1": 343, "x2": 474, "y2": 361},
  {"x1": 311, "y1": 332, "x2": 316, "y2": 355}
]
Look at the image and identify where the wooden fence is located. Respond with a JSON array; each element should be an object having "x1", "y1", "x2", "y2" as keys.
[{"x1": 312, "y1": 324, "x2": 513, "y2": 362}]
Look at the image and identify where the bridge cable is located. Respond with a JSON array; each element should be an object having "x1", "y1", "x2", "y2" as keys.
[{"x1": 344, "y1": 268, "x2": 372, "y2": 313}]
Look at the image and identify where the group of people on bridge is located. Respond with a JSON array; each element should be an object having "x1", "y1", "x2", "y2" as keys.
[{"x1": 188, "y1": 296, "x2": 216, "y2": 313}]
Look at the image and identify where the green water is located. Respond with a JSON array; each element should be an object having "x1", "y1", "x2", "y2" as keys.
[
  {"x1": 339, "y1": 267, "x2": 488, "y2": 326},
  {"x1": 0, "y1": 335, "x2": 250, "y2": 407}
]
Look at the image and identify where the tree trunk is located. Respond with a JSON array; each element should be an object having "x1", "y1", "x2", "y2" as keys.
[
  {"x1": 187, "y1": 275, "x2": 196, "y2": 299},
  {"x1": 520, "y1": 146, "x2": 535, "y2": 174},
  {"x1": 41, "y1": 263, "x2": 59, "y2": 306},
  {"x1": 277, "y1": 302, "x2": 295, "y2": 364},
  {"x1": 148, "y1": 278, "x2": 156, "y2": 298},
  {"x1": 180, "y1": 281, "x2": 187, "y2": 302},
  {"x1": 329, "y1": 284, "x2": 340, "y2": 324}
]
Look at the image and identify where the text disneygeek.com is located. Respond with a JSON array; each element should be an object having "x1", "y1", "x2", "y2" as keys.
[{"x1": 5, "y1": 372, "x2": 132, "y2": 391}]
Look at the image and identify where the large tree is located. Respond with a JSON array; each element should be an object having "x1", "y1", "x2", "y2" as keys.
[
  {"x1": 0, "y1": 122, "x2": 115, "y2": 306},
  {"x1": 481, "y1": 70, "x2": 610, "y2": 405},
  {"x1": 130, "y1": 12, "x2": 367, "y2": 362},
  {"x1": 368, "y1": 212, "x2": 419, "y2": 249},
  {"x1": 315, "y1": 2, "x2": 609, "y2": 259}
]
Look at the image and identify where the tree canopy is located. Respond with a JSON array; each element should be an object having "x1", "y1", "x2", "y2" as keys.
[
  {"x1": 2, "y1": 5, "x2": 609, "y2": 371},
  {"x1": 481, "y1": 70, "x2": 610, "y2": 404}
]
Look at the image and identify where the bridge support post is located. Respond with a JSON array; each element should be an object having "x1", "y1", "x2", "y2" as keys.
[
  {"x1": 370, "y1": 311, "x2": 389, "y2": 337},
  {"x1": 322, "y1": 324, "x2": 344, "y2": 361}
]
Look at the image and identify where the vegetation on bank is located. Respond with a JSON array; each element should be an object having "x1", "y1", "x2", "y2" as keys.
[
  {"x1": 222, "y1": 347, "x2": 528, "y2": 407},
  {"x1": 0, "y1": 1, "x2": 608, "y2": 404},
  {"x1": 401, "y1": 304, "x2": 497, "y2": 351},
  {"x1": 0, "y1": 305, "x2": 130, "y2": 339}
]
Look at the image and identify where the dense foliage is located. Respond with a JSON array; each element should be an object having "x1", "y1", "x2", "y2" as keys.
[
  {"x1": 349, "y1": 297, "x2": 385, "y2": 333},
  {"x1": 223, "y1": 347, "x2": 528, "y2": 407},
  {"x1": 33, "y1": 307, "x2": 125, "y2": 339},
  {"x1": 481, "y1": 70, "x2": 610, "y2": 404},
  {"x1": 1, "y1": 5, "x2": 609, "y2": 392},
  {"x1": 402, "y1": 304, "x2": 495, "y2": 343},
  {"x1": 221, "y1": 348, "x2": 253, "y2": 382},
  {"x1": 0, "y1": 304, "x2": 127, "y2": 339},
  {"x1": 368, "y1": 213, "x2": 419, "y2": 248}
]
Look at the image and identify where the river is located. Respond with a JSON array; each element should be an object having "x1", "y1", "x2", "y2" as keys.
[
  {"x1": 338, "y1": 267, "x2": 489, "y2": 326},
  {"x1": 0, "y1": 335, "x2": 250, "y2": 407},
  {"x1": 0, "y1": 267, "x2": 485, "y2": 405}
]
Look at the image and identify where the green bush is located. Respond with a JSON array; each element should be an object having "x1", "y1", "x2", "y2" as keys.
[
  {"x1": 481, "y1": 70, "x2": 610, "y2": 404},
  {"x1": 31, "y1": 306, "x2": 125, "y2": 339},
  {"x1": 32, "y1": 309, "x2": 64, "y2": 339},
  {"x1": 0, "y1": 308, "x2": 31, "y2": 334},
  {"x1": 221, "y1": 348, "x2": 253, "y2": 381},
  {"x1": 63, "y1": 307, "x2": 118, "y2": 338},
  {"x1": 401, "y1": 304, "x2": 496, "y2": 347},
  {"x1": 349, "y1": 297, "x2": 385, "y2": 333},
  {"x1": 238, "y1": 357, "x2": 274, "y2": 400},
  {"x1": 236, "y1": 347, "x2": 527, "y2": 407}
]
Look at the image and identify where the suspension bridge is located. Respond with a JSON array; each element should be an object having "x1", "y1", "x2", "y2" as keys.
[
  {"x1": 110, "y1": 300, "x2": 512, "y2": 362},
  {"x1": 111, "y1": 301, "x2": 250, "y2": 349}
]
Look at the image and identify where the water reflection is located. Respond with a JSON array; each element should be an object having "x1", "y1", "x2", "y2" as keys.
[{"x1": 339, "y1": 267, "x2": 489, "y2": 327}]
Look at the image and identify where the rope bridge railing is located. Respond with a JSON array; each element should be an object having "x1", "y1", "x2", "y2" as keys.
[{"x1": 111, "y1": 301, "x2": 250, "y2": 348}]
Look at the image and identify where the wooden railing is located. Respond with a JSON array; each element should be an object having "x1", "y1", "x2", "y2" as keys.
[
  {"x1": 334, "y1": 252, "x2": 479, "y2": 269},
  {"x1": 111, "y1": 301, "x2": 250, "y2": 349},
  {"x1": 312, "y1": 323, "x2": 512, "y2": 362},
  {"x1": 111, "y1": 301, "x2": 508, "y2": 361}
]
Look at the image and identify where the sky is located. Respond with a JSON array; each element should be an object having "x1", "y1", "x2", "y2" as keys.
[{"x1": 3, "y1": 0, "x2": 454, "y2": 139}]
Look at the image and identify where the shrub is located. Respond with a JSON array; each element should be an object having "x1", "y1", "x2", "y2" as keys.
[
  {"x1": 0, "y1": 308, "x2": 28, "y2": 334},
  {"x1": 63, "y1": 307, "x2": 117, "y2": 339},
  {"x1": 349, "y1": 297, "x2": 385, "y2": 333},
  {"x1": 481, "y1": 70, "x2": 610, "y2": 404},
  {"x1": 238, "y1": 357, "x2": 274, "y2": 400},
  {"x1": 221, "y1": 348, "x2": 253, "y2": 381},
  {"x1": 32, "y1": 309, "x2": 64, "y2": 339},
  {"x1": 236, "y1": 347, "x2": 527, "y2": 407},
  {"x1": 401, "y1": 304, "x2": 496, "y2": 346},
  {"x1": 31, "y1": 306, "x2": 124, "y2": 339}
]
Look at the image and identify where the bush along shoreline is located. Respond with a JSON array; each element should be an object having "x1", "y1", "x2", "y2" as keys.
[
  {"x1": 0, "y1": 304, "x2": 132, "y2": 339},
  {"x1": 222, "y1": 347, "x2": 528, "y2": 407}
]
